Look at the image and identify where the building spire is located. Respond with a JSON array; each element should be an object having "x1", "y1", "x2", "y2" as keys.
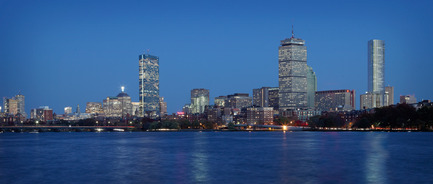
[{"x1": 291, "y1": 25, "x2": 294, "y2": 38}]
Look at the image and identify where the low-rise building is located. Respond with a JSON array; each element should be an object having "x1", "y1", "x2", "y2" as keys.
[{"x1": 246, "y1": 107, "x2": 273, "y2": 125}]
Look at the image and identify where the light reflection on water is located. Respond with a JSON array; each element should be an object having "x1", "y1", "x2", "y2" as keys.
[
  {"x1": 365, "y1": 133, "x2": 389, "y2": 184},
  {"x1": 0, "y1": 132, "x2": 432, "y2": 183},
  {"x1": 192, "y1": 133, "x2": 209, "y2": 183}
]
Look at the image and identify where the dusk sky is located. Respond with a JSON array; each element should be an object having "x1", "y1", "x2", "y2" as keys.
[{"x1": 1, "y1": 0, "x2": 433, "y2": 115}]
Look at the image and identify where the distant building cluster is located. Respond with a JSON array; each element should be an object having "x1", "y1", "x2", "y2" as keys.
[{"x1": 2, "y1": 29, "x2": 427, "y2": 126}]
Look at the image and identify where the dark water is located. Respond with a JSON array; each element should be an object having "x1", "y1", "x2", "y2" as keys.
[{"x1": 1, "y1": 131, "x2": 432, "y2": 184}]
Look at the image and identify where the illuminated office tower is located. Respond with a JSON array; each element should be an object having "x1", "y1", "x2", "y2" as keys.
[
  {"x1": 278, "y1": 28, "x2": 308, "y2": 111},
  {"x1": 191, "y1": 89, "x2": 209, "y2": 114},
  {"x1": 368, "y1": 40, "x2": 385, "y2": 94},
  {"x1": 363, "y1": 39, "x2": 386, "y2": 109},
  {"x1": 139, "y1": 54, "x2": 160, "y2": 118}
]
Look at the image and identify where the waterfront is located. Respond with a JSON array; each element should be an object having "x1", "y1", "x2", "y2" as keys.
[{"x1": 1, "y1": 132, "x2": 432, "y2": 183}]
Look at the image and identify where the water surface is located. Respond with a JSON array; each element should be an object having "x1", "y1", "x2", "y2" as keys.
[{"x1": 1, "y1": 131, "x2": 432, "y2": 183}]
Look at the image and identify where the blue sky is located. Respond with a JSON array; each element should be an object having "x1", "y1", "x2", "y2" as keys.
[{"x1": 1, "y1": 0, "x2": 433, "y2": 115}]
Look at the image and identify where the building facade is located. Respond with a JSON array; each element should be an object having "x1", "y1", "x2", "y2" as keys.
[
  {"x1": 159, "y1": 97, "x2": 167, "y2": 116},
  {"x1": 306, "y1": 65, "x2": 317, "y2": 109},
  {"x1": 117, "y1": 89, "x2": 132, "y2": 118},
  {"x1": 85, "y1": 102, "x2": 103, "y2": 115},
  {"x1": 278, "y1": 31, "x2": 308, "y2": 111},
  {"x1": 246, "y1": 107, "x2": 274, "y2": 125},
  {"x1": 253, "y1": 87, "x2": 270, "y2": 107},
  {"x1": 103, "y1": 97, "x2": 121, "y2": 118},
  {"x1": 227, "y1": 93, "x2": 252, "y2": 109},
  {"x1": 400, "y1": 95, "x2": 417, "y2": 104},
  {"x1": 30, "y1": 106, "x2": 53, "y2": 121},
  {"x1": 139, "y1": 54, "x2": 160, "y2": 118},
  {"x1": 191, "y1": 89, "x2": 209, "y2": 114},
  {"x1": 3, "y1": 94, "x2": 26, "y2": 118},
  {"x1": 214, "y1": 96, "x2": 227, "y2": 107},
  {"x1": 268, "y1": 88, "x2": 279, "y2": 111},
  {"x1": 385, "y1": 86, "x2": 394, "y2": 106},
  {"x1": 315, "y1": 90, "x2": 355, "y2": 111},
  {"x1": 64, "y1": 107, "x2": 72, "y2": 115},
  {"x1": 131, "y1": 102, "x2": 140, "y2": 116}
]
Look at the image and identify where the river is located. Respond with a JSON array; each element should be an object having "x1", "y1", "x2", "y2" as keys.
[{"x1": 0, "y1": 131, "x2": 432, "y2": 183}]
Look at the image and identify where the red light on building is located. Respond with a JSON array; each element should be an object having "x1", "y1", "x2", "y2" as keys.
[{"x1": 176, "y1": 111, "x2": 185, "y2": 115}]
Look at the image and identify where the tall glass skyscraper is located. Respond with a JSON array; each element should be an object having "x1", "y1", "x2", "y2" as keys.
[
  {"x1": 139, "y1": 54, "x2": 160, "y2": 118},
  {"x1": 368, "y1": 39, "x2": 385, "y2": 93},
  {"x1": 362, "y1": 40, "x2": 386, "y2": 109},
  {"x1": 278, "y1": 32, "x2": 308, "y2": 111}
]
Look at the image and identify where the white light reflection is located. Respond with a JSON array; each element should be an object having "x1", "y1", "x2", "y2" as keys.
[
  {"x1": 192, "y1": 133, "x2": 209, "y2": 183},
  {"x1": 365, "y1": 133, "x2": 389, "y2": 183}
]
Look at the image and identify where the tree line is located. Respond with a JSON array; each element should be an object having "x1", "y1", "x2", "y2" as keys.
[{"x1": 308, "y1": 103, "x2": 433, "y2": 130}]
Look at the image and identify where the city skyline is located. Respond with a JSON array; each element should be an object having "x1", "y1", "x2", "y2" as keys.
[{"x1": 1, "y1": 0, "x2": 433, "y2": 115}]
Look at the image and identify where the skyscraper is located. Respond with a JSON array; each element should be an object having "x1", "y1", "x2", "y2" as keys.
[
  {"x1": 278, "y1": 28, "x2": 308, "y2": 111},
  {"x1": 191, "y1": 89, "x2": 209, "y2": 114},
  {"x1": 139, "y1": 54, "x2": 160, "y2": 118},
  {"x1": 306, "y1": 65, "x2": 317, "y2": 109},
  {"x1": 368, "y1": 39, "x2": 385, "y2": 94},
  {"x1": 362, "y1": 39, "x2": 386, "y2": 109}
]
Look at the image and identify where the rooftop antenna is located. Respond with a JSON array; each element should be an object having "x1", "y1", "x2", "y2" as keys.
[{"x1": 291, "y1": 25, "x2": 294, "y2": 38}]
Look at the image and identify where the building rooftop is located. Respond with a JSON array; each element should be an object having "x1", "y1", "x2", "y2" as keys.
[{"x1": 117, "y1": 92, "x2": 130, "y2": 97}]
